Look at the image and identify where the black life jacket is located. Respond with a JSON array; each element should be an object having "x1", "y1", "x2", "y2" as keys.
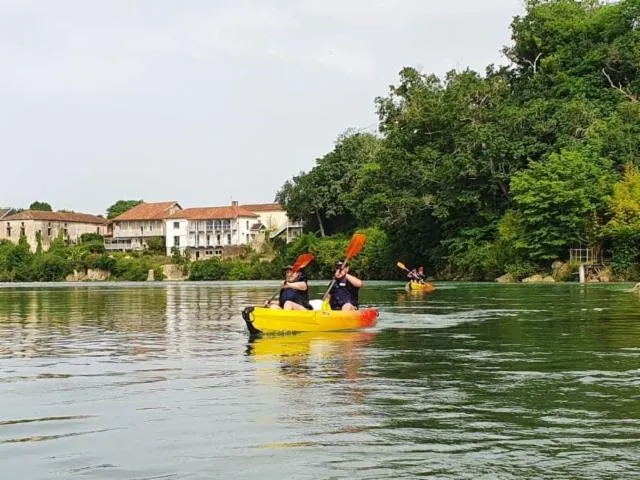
[{"x1": 329, "y1": 276, "x2": 359, "y2": 310}]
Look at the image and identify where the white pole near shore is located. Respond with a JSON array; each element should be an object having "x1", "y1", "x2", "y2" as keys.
[{"x1": 579, "y1": 264, "x2": 586, "y2": 283}]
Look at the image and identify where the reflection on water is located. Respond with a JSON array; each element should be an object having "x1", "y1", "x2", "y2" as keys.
[{"x1": 1, "y1": 282, "x2": 640, "y2": 479}]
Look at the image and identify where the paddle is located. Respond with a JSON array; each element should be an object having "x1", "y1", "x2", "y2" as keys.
[
  {"x1": 397, "y1": 261, "x2": 416, "y2": 279},
  {"x1": 321, "y1": 233, "x2": 367, "y2": 307},
  {"x1": 265, "y1": 253, "x2": 314, "y2": 306}
]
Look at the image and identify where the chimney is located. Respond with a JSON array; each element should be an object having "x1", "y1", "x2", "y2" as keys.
[{"x1": 231, "y1": 200, "x2": 238, "y2": 207}]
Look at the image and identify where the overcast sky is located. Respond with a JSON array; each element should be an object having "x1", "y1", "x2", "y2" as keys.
[{"x1": 1, "y1": 0, "x2": 524, "y2": 215}]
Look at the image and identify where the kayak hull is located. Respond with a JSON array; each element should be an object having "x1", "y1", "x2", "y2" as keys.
[
  {"x1": 242, "y1": 306, "x2": 378, "y2": 334},
  {"x1": 407, "y1": 281, "x2": 435, "y2": 292}
]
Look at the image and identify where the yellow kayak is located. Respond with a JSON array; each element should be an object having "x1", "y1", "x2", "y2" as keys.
[
  {"x1": 241, "y1": 306, "x2": 378, "y2": 334},
  {"x1": 407, "y1": 281, "x2": 436, "y2": 292}
]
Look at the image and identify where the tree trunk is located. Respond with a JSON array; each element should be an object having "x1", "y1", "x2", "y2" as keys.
[{"x1": 316, "y1": 210, "x2": 326, "y2": 237}]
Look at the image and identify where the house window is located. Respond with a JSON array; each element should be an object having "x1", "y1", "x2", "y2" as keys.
[
  {"x1": 149, "y1": 223, "x2": 153, "y2": 231},
  {"x1": 214, "y1": 248, "x2": 223, "y2": 256},
  {"x1": 20, "y1": 222, "x2": 25, "y2": 237},
  {"x1": 47, "y1": 228, "x2": 52, "y2": 236},
  {"x1": 227, "y1": 234, "x2": 231, "y2": 245},
  {"x1": 246, "y1": 220, "x2": 249, "y2": 229},
  {"x1": 5, "y1": 223, "x2": 10, "y2": 237},
  {"x1": 140, "y1": 226, "x2": 144, "y2": 234},
  {"x1": 174, "y1": 236, "x2": 180, "y2": 246},
  {"x1": 173, "y1": 222, "x2": 179, "y2": 229},
  {"x1": 216, "y1": 234, "x2": 221, "y2": 245},
  {"x1": 96, "y1": 227, "x2": 100, "y2": 234}
]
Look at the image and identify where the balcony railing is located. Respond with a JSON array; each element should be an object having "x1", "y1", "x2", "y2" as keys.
[{"x1": 104, "y1": 239, "x2": 144, "y2": 251}]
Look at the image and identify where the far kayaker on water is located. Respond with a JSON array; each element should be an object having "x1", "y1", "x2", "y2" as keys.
[
  {"x1": 407, "y1": 266, "x2": 426, "y2": 284},
  {"x1": 328, "y1": 261, "x2": 363, "y2": 311},
  {"x1": 264, "y1": 266, "x2": 312, "y2": 311}
]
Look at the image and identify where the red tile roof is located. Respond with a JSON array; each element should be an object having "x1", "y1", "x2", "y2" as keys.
[
  {"x1": 240, "y1": 203, "x2": 283, "y2": 212},
  {"x1": 3, "y1": 210, "x2": 106, "y2": 224},
  {"x1": 113, "y1": 202, "x2": 180, "y2": 221},
  {"x1": 168, "y1": 206, "x2": 258, "y2": 220}
]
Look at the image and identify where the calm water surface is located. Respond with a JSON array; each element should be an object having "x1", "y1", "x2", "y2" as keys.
[{"x1": 1, "y1": 281, "x2": 640, "y2": 479}]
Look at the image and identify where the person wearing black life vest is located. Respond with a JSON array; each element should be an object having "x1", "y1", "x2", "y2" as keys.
[
  {"x1": 407, "y1": 266, "x2": 426, "y2": 284},
  {"x1": 265, "y1": 265, "x2": 312, "y2": 310},
  {"x1": 328, "y1": 261, "x2": 363, "y2": 311},
  {"x1": 416, "y1": 266, "x2": 426, "y2": 283}
]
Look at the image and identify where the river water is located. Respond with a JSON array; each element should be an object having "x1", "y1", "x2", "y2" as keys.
[{"x1": 1, "y1": 281, "x2": 639, "y2": 479}]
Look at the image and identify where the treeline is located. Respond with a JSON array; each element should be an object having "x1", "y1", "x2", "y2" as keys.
[
  {"x1": 276, "y1": 0, "x2": 640, "y2": 280},
  {"x1": 0, "y1": 234, "x2": 167, "y2": 282}
]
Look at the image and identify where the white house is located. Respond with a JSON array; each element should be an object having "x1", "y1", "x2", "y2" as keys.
[
  {"x1": 165, "y1": 202, "x2": 259, "y2": 259},
  {"x1": 105, "y1": 201, "x2": 182, "y2": 251},
  {"x1": 240, "y1": 203, "x2": 303, "y2": 243}
]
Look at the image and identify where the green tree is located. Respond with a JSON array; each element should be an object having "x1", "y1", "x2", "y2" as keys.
[
  {"x1": 29, "y1": 201, "x2": 52, "y2": 211},
  {"x1": 146, "y1": 236, "x2": 166, "y2": 255},
  {"x1": 276, "y1": 132, "x2": 381, "y2": 236},
  {"x1": 511, "y1": 149, "x2": 615, "y2": 261},
  {"x1": 107, "y1": 200, "x2": 143, "y2": 219}
]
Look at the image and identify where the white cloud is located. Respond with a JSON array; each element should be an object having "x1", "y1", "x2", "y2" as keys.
[{"x1": 313, "y1": 46, "x2": 376, "y2": 75}]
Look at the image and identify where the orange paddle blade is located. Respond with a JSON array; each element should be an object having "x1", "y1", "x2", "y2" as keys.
[
  {"x1": 397, "y1": 262, "x2": 408, "y2": 271},
  {"x1": 291, "y1": 253, "x2": 314, "y2": 272},
  {"x1": 345, "y1": 233, "x2": 366, "y2": 261}
]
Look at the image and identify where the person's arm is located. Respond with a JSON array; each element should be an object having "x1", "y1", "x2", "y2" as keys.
[
  {"x1": 285, "y1": 280, "x2": 308, "y2": 291},
  {"x1": 345, "y1": 274, "x2": 363, "y2": 288}
]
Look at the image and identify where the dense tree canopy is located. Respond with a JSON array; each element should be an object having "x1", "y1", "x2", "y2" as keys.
[
  {"x1": 277, "y1": 0, "x2": 640, "y2": 280},
  {"x1": 29, "y1": 201, "x2": 52, "y2": 211}
]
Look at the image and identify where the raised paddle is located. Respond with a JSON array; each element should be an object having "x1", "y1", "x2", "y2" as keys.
[
  {"x1": 321, "y1": 233, "x2": 367, "y2": 307},
  {"x1": 397, "y1": 261, "x2": 417, "y2": 279},
  {"x1": 265, "y1": 253, "x2": 314, "y2": 306}
]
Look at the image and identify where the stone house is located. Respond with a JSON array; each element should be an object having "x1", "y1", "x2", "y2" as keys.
[{"x1": 0, "y1": 210, "x2": 106, "y2": 252}]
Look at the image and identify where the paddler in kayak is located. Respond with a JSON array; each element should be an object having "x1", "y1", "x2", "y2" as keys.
[
  {"x1": 407, "y1": 266, "x2": 426, "y2": 284},
  {"x1": 328, "y1": 261, "x2": 363, "y2": 311},
  {"x1": 264, "y1": 265, "x2": 313, "y2": 311}
]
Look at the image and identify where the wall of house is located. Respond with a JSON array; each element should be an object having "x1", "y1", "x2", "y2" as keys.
[
  {"x1": 164, "y1": 219, "x2": 188, "y2": 255},
  {"x1": 0, "y1": 220, "x2": 105, "y2": 252},
  {"x1": 256, "y1": 210, "x2": 288, "y2": 231},
  {"x1": 237, "y1": 216, "x2": 254, "y2": 246},
  {"x1": 163, "y1": 216, "x2": 257, "y2": 256}
]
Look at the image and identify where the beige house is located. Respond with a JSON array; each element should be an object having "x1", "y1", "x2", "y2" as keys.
[
  {"x1": 240, "y1": 203, "x2": 303, "y2": 243},
  {"x1": 165, "y1": 202, "x2": 259, "y2": 259},
  {"x1": 0, "y1": 210, "x2": 106, "y2": 252},
  {"x1": 106, "y1": 201, "x2": 181, "y2": 251}
]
